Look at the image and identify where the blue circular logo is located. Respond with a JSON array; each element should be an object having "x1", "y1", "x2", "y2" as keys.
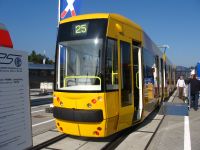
[{"x1": 15, "y1": 57, "x2": 22, "y2": 67}]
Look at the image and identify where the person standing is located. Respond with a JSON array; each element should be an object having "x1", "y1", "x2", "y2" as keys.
[
  {"x1": 188, "y1": 74, "x2": 200, "y2": 110},
  {"x1": 176, "y1": 76, "x2": 186, "y2": 100}
]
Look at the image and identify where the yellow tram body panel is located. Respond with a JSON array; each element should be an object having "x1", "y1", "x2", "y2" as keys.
[
  {"x1": 53, "y1": 91, "x2": 120, "y2": 137},
  {"x1": 106, "y1": 14, "x2": 142, "y2": 42}
]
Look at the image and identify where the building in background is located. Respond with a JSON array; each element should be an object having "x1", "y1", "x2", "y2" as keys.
[
  {"x1": 176, "y1": 66, "x2": 191, "y2": 81},
  {"x1": 29, "y1": 63, "x2": 54, "y2": 89}
]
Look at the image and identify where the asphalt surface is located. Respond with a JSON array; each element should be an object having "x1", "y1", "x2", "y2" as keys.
[
  {"x1": 31, "y1": 103, "x2": 55, "y2": 136},
  {"x1": 30, "y1": 95, "x2": 53, "y2": 106}
]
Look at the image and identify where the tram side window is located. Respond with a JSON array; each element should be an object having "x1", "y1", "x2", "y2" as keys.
[
  {"x1": 143, "y1": 48, "x2": 155, "y2": 99},
  {"x1": 143, "y1": 49, "x2": 154, "y2": 82},
  {"x1": 105, "y1": 38, "x2": 118, "y2": 90}
]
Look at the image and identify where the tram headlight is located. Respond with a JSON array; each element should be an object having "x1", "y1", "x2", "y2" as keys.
[
  {"x1": 97, "y1": 96, "x2": 103, "y2": 101},
  {"x1": 60, "y1": 101, "x2": 63, "y2": 106},
  {"x1": 87, "y1": 103, "x2": 92, "y2": 108}
]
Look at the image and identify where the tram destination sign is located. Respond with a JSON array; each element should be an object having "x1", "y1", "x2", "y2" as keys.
[
  {"x1": 0, "y1": 47, "x2": 32, "y2": 150},
  {"x1": 72, "y1": 22, "x2": 89, "y2": 36}
]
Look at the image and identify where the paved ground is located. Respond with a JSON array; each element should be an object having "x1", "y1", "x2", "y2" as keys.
[
  {"x1": 117, "y1": 91, "x2": 200, "y2": 150},
  {"x1": 31, "y1": 104, "x2": 55, "y2": 136},
  {"x1": 32, "y1": 91, "x2": 200, "y2": 150}
]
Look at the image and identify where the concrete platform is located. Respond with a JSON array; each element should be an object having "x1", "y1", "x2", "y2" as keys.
[
  {"x1": 116, "y1": 91, "x2": 200, "y2": 150},
  {"x1": 33, "y1": 129, "x2": 61, "y2": 146}
]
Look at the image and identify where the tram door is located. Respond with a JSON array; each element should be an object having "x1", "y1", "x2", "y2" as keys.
[
  {"x1": 117, "y1": 40, "x2": 134, "y2": 131},
  {"x1": 132, "y1": 45, "x2": 143, "y2": 121}
]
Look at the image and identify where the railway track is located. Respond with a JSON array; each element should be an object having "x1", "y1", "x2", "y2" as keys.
[
  {"x1": 103, "y1": 91, "x2": 177, "y2": 150},
  {"x1": 30, "y1": 108, "x2": 161, "y2": 150},
  {"x1": 31, "y1": 134, "x2": 67, "y2": 150},
  {"x1": 102, "y1": 108, "x2": 162, "y2": 150},
  {"x1": 31, "y1": 91, "x2": 177, "y2": 150}
]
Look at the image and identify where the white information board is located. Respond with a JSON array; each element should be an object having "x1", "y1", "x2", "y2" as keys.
[{"x1": 0, "y1": 47, "x2": 32, "y2": 150}]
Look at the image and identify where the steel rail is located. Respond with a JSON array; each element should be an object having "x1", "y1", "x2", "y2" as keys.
[{"x1": 31, "y1": 134, "x2": 68, "y2": 150}]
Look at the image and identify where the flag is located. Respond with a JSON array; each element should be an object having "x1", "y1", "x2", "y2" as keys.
[{"x1": 59, "y1": 0, "x2": 81, "y2": 22}]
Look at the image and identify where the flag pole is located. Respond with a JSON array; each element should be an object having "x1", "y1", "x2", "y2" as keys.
[{"x1": 58, "y1": 0, "x2": 60, "y2": 27}]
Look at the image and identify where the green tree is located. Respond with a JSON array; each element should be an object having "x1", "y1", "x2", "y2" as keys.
[{"x1": 28, "y1": 50, "x2": 54, "y2": 64}]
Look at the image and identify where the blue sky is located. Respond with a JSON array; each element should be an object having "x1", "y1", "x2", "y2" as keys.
[{"x1": 0, "y1": 0, "x2": 200, "y2": 67}]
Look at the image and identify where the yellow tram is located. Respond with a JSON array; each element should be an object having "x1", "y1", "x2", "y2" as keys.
[{"x1": 53, "y1": 13, "x2": 175, "y2": 137}]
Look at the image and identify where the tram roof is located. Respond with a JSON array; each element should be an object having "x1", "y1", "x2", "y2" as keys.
[
  {"x1": 60, "y1": 13, "x2": 173, "y2": 66},
  {"x1": 60, "y1": 13, "x2": 142, "y2": 31}
]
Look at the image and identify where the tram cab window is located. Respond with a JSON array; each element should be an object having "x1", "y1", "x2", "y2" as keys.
[
  {"x1": 57, "y1": 39, "x2": 103, "y2": 91},
  {"x1": 105, "y1": 38, "x2": 118, "y2": 90}
]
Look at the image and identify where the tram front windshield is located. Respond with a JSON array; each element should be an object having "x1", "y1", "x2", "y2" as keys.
[{"x1": 56, "y1": 19, "x2": 107, "y2": 91}]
